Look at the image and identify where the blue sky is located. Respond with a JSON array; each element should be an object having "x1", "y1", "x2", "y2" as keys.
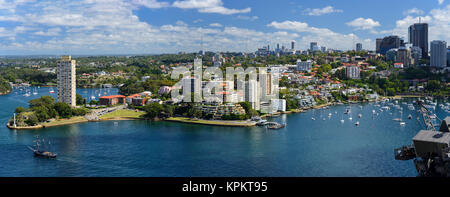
[{"x1": 0, "y1": 0, "x2": 449, "y2": 55}]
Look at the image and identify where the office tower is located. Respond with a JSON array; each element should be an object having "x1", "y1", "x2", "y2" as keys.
[
  {"x1": 411, "y1": 46, "x2": 422, "y2": 65},
  {"x1": 310, "y1": 42, "x2": 318, "y2": 51},
  {"x1": 430, "y1": 40, "x2": 447, "y2": 68},
  {"x1": 291, "y1": 41, "x2": 296, "y2": 50},
  {"x1": 57, "y1": 55, "x2": 76, "y2": 107},
  {"x1": 379, "y1": 36, "x2": 401, "y2": 55},
  {"x1": 409, "y1": 23, "x2": 428, "y2": 58},
  {"x1": 356, "y1": 43, "x2": 362, "y2": 52},
  {"x1": 397, "y1": 47, "x2": 414, "y2": 67},
  {"x1": 447, "y1": 47, "x2": 450, "y2": 66},
  {"x1": 376, "y1": 38, "x2": 383, "y2": 53},
  {"x1": 321, "y1": 46, "x2": 327, "y2": 52},
  {"x1": 345, "y1": 65, "x2": 360, "y2": 79}
]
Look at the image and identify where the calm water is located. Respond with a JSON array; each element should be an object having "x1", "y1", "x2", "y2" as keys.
[{"x1": 0, "y1": 87, "x2": 449, "y2": 177}]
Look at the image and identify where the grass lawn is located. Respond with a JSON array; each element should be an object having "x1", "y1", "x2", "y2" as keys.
[
  {"x1": 99, "y1": 109, "x2": 145, "y2": 120},
  {"x1": 41, "y1": 116, "x2": 88, "y2": 127}
]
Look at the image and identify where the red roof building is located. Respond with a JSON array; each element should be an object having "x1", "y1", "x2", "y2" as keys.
[{"x1": 99, "y1": 95, "x2": 126, "y2": 106}]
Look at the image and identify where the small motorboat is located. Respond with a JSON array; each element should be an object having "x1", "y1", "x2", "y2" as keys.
[
  {"x1": 267, "y1": 123, "x2": 286, "y2": 130},
  {"x1": 408, "y1": 114, "x2": 412, "y2": 119},
  {"x1": 400, "y1": 122, "x2": 406, "y2": 126},
  {"x1": 355, "y1": 121, "x2": 360, "y2": 126}
]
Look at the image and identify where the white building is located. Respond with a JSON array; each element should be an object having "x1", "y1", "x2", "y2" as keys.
[
  {"x1": 430, "y1": 40, "x2": 447, "y2": 68},
  {"x1": 345, "y1": 65, "x2": 360, "y2": 79},
  {"x1": 158, "y1": 86, "x2": 172, "y2": 95},
  {"x1": 296, "y1": 59, "x2": 312, "y2": 72},
  {"x1": 181, "y1": 77, "x2": 202, "y2": 102},
  {"x1": 271, "y1": 99, "x2": 286, "y2": 112},
  {"x1": 245, "y1": 80, "x2": 260, "y2": 110},
  {"x1": 57, "y1": 56, "x2": 76, "y2": 107}
]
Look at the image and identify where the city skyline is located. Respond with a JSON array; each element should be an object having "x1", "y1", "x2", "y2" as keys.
[{"x1": 0, "y1": 0, "x2": 449, "y2": 55}]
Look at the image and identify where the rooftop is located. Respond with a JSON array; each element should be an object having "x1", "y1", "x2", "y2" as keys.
[
  {"x1": 100, "y1": 95, "x2": 126, "y2": 99},
  {"x1": 413, "y1": 130, "x2": 450, "y2": 144}
]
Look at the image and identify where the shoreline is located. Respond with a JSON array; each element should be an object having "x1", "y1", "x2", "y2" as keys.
[
  {"x1": 165, "y1": 117, "x2": 256, "y2": 127},
  {"x1": 6, "y1": 95, "x2": 434, "y2": 130},
  {"x1": 0, "y1": 90, "x2": 12, "y2": 96}
]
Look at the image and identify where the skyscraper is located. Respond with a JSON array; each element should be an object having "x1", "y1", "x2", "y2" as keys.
[
  {"x1": 430, "y1": 40, "x2": 447, "y2": 68},
  {"x1": 356, "y1": 43, "x2": 362, "y2": 52},
  {"x1": 447, "y1": 47, "x2": 450, "y2": 66},
  {"x1": 57, "y1": 56, "x2": 76, "y2": 107},
  {"x1": 376, "y1": 38, "x2": 383, "y2": 53},
  {"x1": 291, "y1": 40, "x2": 296, "y2": 51},
  {"x1": 379, "y1": 36, "x2": 401, "y2": 55},
  {"x1": 310, "y1": 42, "x2": 318, "y2": 51},
  {"x1": 409, "y1": 23, "x2": 428, "y2": 58}
]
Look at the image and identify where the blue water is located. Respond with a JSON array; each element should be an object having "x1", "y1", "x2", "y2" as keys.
[{"x1": 0, "y1": 87, "x2": 448, "y2": 177}]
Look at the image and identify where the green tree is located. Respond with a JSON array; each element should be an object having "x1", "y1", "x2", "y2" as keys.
[
  {"x1": 143, "y1": 102, "x2": 164, "y2": 119},
  {"x1": 163, "y1": 104, "x2": 175, "y2": 117},
  {"x1": 25, "y1": 113, "x2": 38, "y2": 126},
  {"x1": 426, "y1": 80, "x2": 440, "y2": 91},
  {"x1": 53, "y1": 102, "x2": 73, "y2": 118},
  {"x1": 0, "y1": 76, "x2": 11, "y2": 94},
  {"x1": 33, "y1": 106, "x2": 51, "y2": 122},
  {"x1": 76, "y1": 94, "x2": 86, "y2": 106},
  {"x1": 15, "y1": 107, "x2": 26, "y2": 114},
  {"x1": 72, "y1": 108, "x2": 88, "y2": 116}
]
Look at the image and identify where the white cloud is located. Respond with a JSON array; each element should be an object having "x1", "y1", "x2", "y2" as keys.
[
  {"x1": 267, "y1": 20, "x2": 373, "y2": 50},
  {"x1": 438, "y1": 0, "x2": 444, "y2": 5},
  {"x1": 209, "y1": 23, "x2": 222, "y2": 27},
  {"x1": 304, "y1": 6, "x2": 343, "y2": 16},
  {"x1": 131, "y1": 0, "x2": 169, "y2": 9},
  {"x1": 33, "y1": 28, "x2": 62, "y2": 36},
  {"x1": 346, "y1": 17, "x2": 381, "y2": 30},
  {"x1": 404, "y1": 8, "x2": 424, "y2": 15},
  {"x1": 172, "y1": 0, "x2": 251, "y2": 15},
  {"x1": 236, "y1": 15, "x2": 258, "y2": 21},
  {"x1": 0, "y1": 0, "x2": 295, "y2": 54}
]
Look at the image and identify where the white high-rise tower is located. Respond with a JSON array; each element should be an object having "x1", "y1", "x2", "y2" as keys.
[{"x1": 57, "y1": 55, "x2": 76, "y2": 107}]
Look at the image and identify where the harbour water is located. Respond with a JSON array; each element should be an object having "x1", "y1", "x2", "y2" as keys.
[{"x1": 0, "y1": 87, "x2": 449, "y2": 177}]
